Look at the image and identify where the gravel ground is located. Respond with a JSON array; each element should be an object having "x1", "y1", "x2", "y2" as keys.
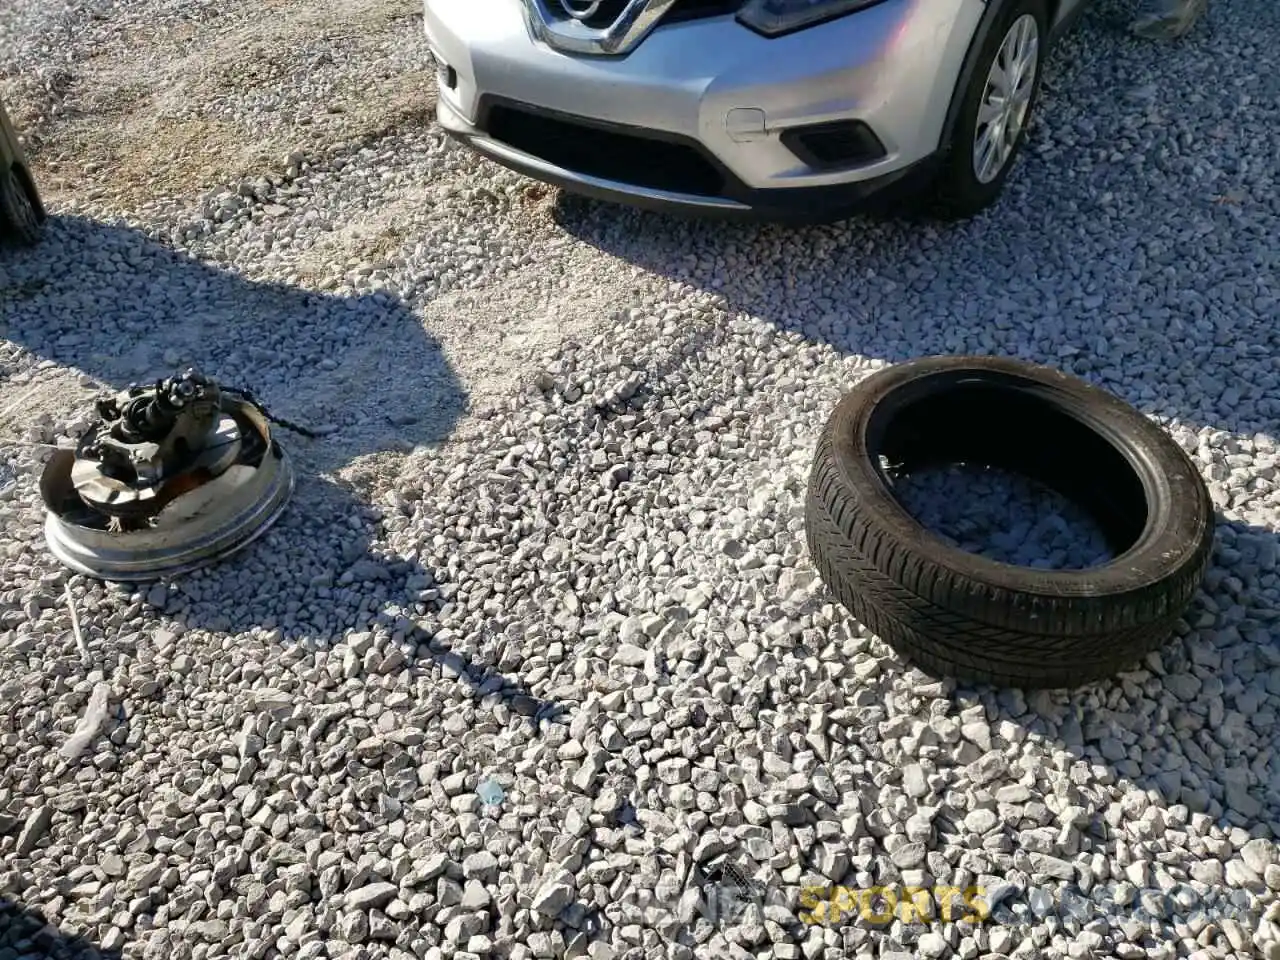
[
  {"x1": 891, "y1": 467, "x2": 1116, "y2": 571},
  {"x1": 1, "y1": 0, "x2": 1279, "y2": 959}
]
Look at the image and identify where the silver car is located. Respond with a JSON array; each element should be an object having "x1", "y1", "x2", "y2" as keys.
[{"x1": 423, "y1": 0, "x2": 1091, "y2": 221}]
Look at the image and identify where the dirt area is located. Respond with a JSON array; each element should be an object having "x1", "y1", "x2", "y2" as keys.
[{"x1": 6, "y1": 0, "x2": 435, "y2": 212}]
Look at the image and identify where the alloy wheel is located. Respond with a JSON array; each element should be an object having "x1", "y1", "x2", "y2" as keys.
[{"x1": 972, "y1": 13, "x2": 1040, "y2": 185}]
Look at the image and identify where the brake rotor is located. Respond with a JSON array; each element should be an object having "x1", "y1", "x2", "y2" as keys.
[{"x1": 39, "y1": 371, "x2": 296, "y2": 582}]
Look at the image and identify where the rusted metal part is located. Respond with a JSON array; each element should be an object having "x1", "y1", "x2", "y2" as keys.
[
  {"x1": 40, "y1": 385, "x2": 294, "y2": 581},
  {"x1": 72, "y1": 372, "x2": 238, "y2": 522}
]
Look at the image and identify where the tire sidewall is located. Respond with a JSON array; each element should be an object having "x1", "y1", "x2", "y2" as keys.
[
  {"x1": 0, "y1": 165, "x2": 42, "y2": 246},
  {"x1": 13, "y1": 163, "x2": 47, "y2": 223},
  {"x1": 938, "y1": 0, "x2": 1049, "y2": 214}
]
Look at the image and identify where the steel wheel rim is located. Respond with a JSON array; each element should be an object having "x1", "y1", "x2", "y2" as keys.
[{"x1": 972, "y1": 13, "x2": 1040, "y2": 185}]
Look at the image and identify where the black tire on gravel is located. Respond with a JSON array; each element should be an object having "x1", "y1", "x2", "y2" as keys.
[{"x1": 805, "y1": 355, "x2": 1214, "y2": 689}]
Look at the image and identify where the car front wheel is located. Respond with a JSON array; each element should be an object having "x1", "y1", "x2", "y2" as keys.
[{"x1": 932, "y1": 0, "x2": 1047, "y2": 219}]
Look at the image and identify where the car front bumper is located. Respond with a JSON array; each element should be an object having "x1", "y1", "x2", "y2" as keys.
[{"x1": 424, "y1": 0, "x2": 983, "y2": 218}]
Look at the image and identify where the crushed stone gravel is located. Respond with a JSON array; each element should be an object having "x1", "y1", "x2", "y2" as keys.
[{"x1": 892, "y1": 465, "x2": 1115, "y2": 570}]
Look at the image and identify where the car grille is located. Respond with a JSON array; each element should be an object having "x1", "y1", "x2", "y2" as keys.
[
  {"x1": 546, "y1": 0, "x2": 629, "y2": 30},
  {"x1": 663, "y1": 0, "x2": 741, "y2": 23},
  {"x1": 543, "y1": 0, "x2": 741, "y2": 30},
  {"x1": 484, "y1": 103, "x2": 727, "y2": 198}
]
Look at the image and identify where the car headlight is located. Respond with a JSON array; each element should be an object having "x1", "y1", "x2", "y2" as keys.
[{"x1": 737, "y1": 0, "x2": 884, "y2": 36}]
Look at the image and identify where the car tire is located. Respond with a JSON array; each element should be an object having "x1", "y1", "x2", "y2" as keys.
[
  {"x1": 0, "y1": 165, "x2": 45, "y2": 247},
  {"x1": 931, "y1": 0, "x2": 1048, "y2": 219},
  {"x1": 805, "y1": 355, "x2": 1214, "y2": 689}
]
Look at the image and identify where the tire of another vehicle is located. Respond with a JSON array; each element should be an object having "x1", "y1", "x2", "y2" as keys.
[
  {"x1": 0, "y1": 165, "x2": 45, "y2": 247},
  {"x1": 805, "y1": 355, "x2": 1214, "y2": 689},
  {"x1": 931, "y1": 0, "x2": 1048, "y2": 219}
]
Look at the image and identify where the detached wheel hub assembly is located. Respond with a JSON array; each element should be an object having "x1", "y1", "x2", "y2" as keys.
[{"x1": 40, "y1": 370, "x2": 295, "y2": 581}]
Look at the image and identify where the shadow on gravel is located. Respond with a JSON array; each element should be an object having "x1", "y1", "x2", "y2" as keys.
[
  {"x1": 551, "y1": 181, "x2": 1280, "y2": 794},
  {"x1": 0, "y1": 897, "x2": 120, "y2": 960},
  {"x1": 553, "y1": 185, "x2": 1277, "y2": 440},
  {"x1": 550, "y1": 3, "x2": 1279, "y2": 443},
  {"x1": 0, "y1": 215, "x2": 468, "y2": 474},
  {"x1": 550, "y1": 1, "x2": 1280, "y2": 919},
  {"x1": 0, "y1": 216, "x2": 564, "y2": 723}
]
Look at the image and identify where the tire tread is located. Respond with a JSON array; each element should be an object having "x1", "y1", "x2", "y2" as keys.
[{"x1": 805, "y1": 418, "x2": 1212, "y2": 688}]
